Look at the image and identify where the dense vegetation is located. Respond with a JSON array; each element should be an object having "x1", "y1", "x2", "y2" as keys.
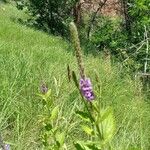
[
  {"x1": 0, "y1": 1, "x2": 150, "y2": 150},
  {"x1": 15, "y1": 0, "x2": 150, "y2": 72}
]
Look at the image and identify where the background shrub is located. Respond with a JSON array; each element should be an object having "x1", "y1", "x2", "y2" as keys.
[{"x1": 16, "y1": 0, "x2": 78, "y2": 36}]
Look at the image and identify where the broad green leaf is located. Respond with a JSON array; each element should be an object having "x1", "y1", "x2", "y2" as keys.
[
  {"x1": 55, "y1": 131, "x2": 65, "y2": 147},
  {"x1": 36, "y1": 93, "x2": 44, "y2": 98},
  {"x1": 45, "y1": 89, "x2": 51, "y2": 99},
  {"x1": 83, "y1": 146, "x2": 91, "y2": 150},
  {"x1": 74, "y1": 141, "x2": 90, "y2": 150},
  {"x1": 76, "y1": 110, "x2": 93, "y2": 122},
  {"x1": 50, "y1": 106, "x2": 59, "y2": 121},
  {"x1": 97, "y1": 107, "x2": 112, "y2": 123},
  {"x1": 74, "y1": 142, "x2": 85, "y2": 150},
  {"x1": 44, "y1": 123, "x2": 52, "y2": 131},
  {"x1": 86, "y1": 143, "x2": 101, "y2": 150},
  {"x1": 81, "y1": 125, "x2": 94, "y2": 135},
  {"x1": 85, "y1": 141, "x2": 102, "y2": 150},
  {"x1": 37, "y1": 89, "x2": 51, "y2": 102},
  {"x1": 37, "y1": 94, "x2": 47, "y2": 104},
  {"x1": 74, "y1": 141, "x2": 101, "y2": 150},
  {"x1": 98, "y1": 107, "x2": 115, "y2": 144}
]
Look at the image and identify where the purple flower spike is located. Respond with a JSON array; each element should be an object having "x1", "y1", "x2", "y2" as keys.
[
  {"x1": 4, "y1": 144, "x2": 10, "y2": 150},
  {"x1": 79, "y1": 78, "x2": 95, "y2": 101}
]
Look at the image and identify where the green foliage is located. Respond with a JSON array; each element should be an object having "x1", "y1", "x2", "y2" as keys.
[
  {"x1": 84, "y1": 14, "x2": 149, "y2": 72},
  {"x1": 128, "y1": 0, "x2": 150, "y2": 42},
  {"x1": 90, "y1": 17, "x2": 128, "y2": 52},
  {"x1": 74, "y1": 141, "x2": 102, "y2": 150},
  {"x1": 16, "y1": 0, "x2": 77, "y2": 36},
  {"x1": 125, "y1": 0, "x2": 150, "y2": 72},
  {"x1": 76, "y1": 110, "x2": 93, "y2": 122},
  {"x1": 79, "y1": 1, "x2": 150, "y2": 73},
  {"x1": 38, "y1": 89, "x2": 66, "y2": 149},
  {"x1": 75, "y1": 106, "x2": 115, "y2": 149}
]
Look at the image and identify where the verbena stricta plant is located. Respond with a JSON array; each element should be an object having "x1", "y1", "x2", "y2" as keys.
[
  {"x1": 69, "y1": 22, "x2": 116, "y2": 149},
  {"x1": 38, "y1": 84, "x2": 66, "y2": 149}
]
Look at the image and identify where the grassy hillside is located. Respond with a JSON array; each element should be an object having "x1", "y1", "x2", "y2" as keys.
[{"x1": 0, "y1": 4, "x2": 150, "y2": 150}]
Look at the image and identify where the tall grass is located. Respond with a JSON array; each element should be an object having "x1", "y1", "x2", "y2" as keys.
[{"x1": 0, "y1": 4, "x2": 150, "y2": 150}]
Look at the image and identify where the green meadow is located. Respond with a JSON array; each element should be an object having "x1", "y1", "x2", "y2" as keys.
[{"x1": 0, "y1": 3, "x2": 150, "y2": 150}]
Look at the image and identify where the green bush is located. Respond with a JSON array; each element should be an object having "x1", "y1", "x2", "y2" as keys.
[
  {"x1": 16, "y1": 0, "x2": 77, "y2": 36},
  {"x1": 128, "y1": 0, "x2": 150, "y2": 42},
  {"x1": 89, "y1": 17, "x2": 127, "y2": 53}
]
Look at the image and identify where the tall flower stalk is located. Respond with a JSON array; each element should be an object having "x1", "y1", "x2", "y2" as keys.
[
  {"x1": 69, "y1": 22, "x2": 115, "y2": 149},
  {"x1": 69, "y1": 22, "x2": 95, "y2": 101},
  {"x1": 69, "y1": 22, "x2": 85, "y2": 79}
]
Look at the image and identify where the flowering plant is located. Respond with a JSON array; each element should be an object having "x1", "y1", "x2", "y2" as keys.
[
  {"x1": 69, "y1": 22, "x2": 116, "y2": 149},
  {"x1": 38, "y1": 83, "x2": 66, "y2": 150}
]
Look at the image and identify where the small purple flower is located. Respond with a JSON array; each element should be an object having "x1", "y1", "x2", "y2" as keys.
[
  {"x1": 79, "y1": 78, "x2": 95, "y2": 101},
  {"x1": 40, "y1": 83, "x2": 48, "y2": 94},
  {"x1": 4, "y1": 144, "x2": 10, "y2": 150}
]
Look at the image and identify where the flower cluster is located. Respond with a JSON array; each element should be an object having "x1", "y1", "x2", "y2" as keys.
[
  {"x1": 80, "y1": 78, "x2": 95, "y2": 101},
  {"x1": 4, "y1": 144, "x2": 10, "y2": 150}
]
